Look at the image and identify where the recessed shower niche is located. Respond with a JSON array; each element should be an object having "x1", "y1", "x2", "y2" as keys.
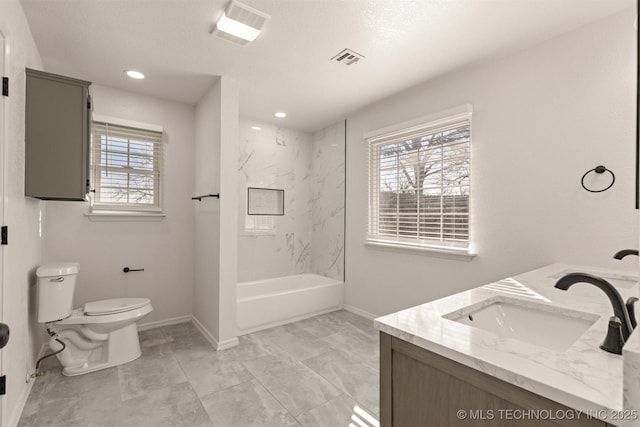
[
  {"x1": 247, "y1": 187, "x2": 285, "y2": 216},
  {"x1": 237, "y1": 120, "x2": 345, "y2": 283}
]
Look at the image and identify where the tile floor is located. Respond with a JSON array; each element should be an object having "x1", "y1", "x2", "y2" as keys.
[{"x1": 18, "y1": 310, "x2": 380, "y2": 427}]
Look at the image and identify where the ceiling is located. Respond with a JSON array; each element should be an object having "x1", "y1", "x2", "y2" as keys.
[{"x1": 20, "y1": 0, "x2": 635, "y2": 132}]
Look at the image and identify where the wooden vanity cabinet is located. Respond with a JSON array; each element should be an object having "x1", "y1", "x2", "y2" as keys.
[
  {"x1": 380, "y1": 332, "x2": 611, "y2": 427},
  {"x1": 25, "y1": 68, "x2": 91, "y2": 200}
]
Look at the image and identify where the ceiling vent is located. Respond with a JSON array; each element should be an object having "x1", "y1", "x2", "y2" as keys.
[
  {"x1": 212, "y1": 0, "x2": 270, "y2": 46},
  {"x1": 331, "y1": 49, "x2": 365, "y2": 66}
]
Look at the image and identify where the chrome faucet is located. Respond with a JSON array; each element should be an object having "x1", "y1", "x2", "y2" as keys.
[
  {"x1": 613, "y1": 249, "x2": 639, "y2": 260},
  {"x1": 555, "y1": 273, "x2": 638, "y2": 354}
]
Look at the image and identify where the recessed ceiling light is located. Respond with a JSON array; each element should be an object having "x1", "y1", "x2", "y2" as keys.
[
  {"x1": 251, "y1": 126, "x2": 261, "y2": 131},
  {"x1": 274, "y1": 112, "x2": 286, "y2": 118},
  {"x1": 125, "y1": 70, "x2": 145, "y2": 79}
]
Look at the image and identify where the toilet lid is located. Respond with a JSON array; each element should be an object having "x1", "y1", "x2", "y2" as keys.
[{"x1": 84, "y1": 298, "x2": 150, "y2": 316}]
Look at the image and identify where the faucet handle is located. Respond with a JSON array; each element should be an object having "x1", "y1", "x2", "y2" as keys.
[
  {"x1": 613, "y1": 249, "x2": 639, "y2": 260},
  {"x1": 600, "y1": 316, "x2": 626, "y2": 355},
  {"x1": 626, "y1": 297, "x2": 639, "y2": 329}
]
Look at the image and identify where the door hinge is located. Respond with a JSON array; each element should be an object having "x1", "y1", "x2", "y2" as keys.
[
  {"x1": 2, "y1": 77, "x2": 8, "y2": 97},
  {"x1": 0, "y1": 375, "x2": 5, "y2": 395},
  {"x1": 1, "y1": 226, "x2": 7, "y2": 245}
]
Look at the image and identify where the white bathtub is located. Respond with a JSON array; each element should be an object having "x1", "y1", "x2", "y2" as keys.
[{"x1": 237, "y1": 274, "x2": 344, "y2": 335}]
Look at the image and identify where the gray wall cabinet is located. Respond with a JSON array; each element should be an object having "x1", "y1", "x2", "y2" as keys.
[{"x1": 25, "y1": 68, "x2": 91, "y2": 200}]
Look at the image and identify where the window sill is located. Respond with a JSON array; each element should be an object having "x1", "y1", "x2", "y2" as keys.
[
  {"x1": 365, "y1": 240, "x2": 476, "y2": 261},
  {"x1": 86, "y1": 211, "x2": 166, "y2": 222},
  {"x1": 239, "y1": 231, "x2": 277, "y2": 236}
]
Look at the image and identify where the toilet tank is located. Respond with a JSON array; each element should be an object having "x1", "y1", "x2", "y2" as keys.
[{"x1": 36, "y1": 262, "x2": 79, "y2": 323}]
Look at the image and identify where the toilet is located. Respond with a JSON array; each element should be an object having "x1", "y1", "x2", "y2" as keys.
[{"x1": 36, "y1": 262, "x2": 153, "y2": 376}]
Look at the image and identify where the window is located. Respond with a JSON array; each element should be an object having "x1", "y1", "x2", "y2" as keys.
[
  {"x1": 91, "y1": 119, "x2": 164, "y2": 212},
  {"x1": 366, "y1": 106, "x2": 471, "y2": 253},
  {"x1": 244, "y1": 215, "x2": 275, "y2": 233}
]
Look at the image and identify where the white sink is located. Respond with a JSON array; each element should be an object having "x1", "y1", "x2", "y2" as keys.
[{"x1": 443, "y1": 299, "x2": 599, "y2": 352}]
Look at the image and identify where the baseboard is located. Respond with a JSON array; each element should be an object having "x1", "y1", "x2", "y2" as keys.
[
  {"x1": 9, "y1": 343, "x2": 48, "y2": 427},
  {"x1": 216, "y1": 336, "x2": 240, "y2": 351},
  {"x1": 9, "y1": 379, "x2": 33, "y2": 427},
  {"x1": 191, "y1": 316, "x2": 239, "y2": 351},
  {"x1": 137, "y1": 315, "x2": 192, "y2": 331},
  {"x1": 343, "y1": 304, "x2": 379, "y2": 320}
]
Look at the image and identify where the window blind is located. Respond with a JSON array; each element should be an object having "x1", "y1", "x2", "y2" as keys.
[
  {"x1": 367, "y1": 113, "x2": 471, "y2": 251},
  {"x1": 91, "y1": 121, "x2": 164, "y2": 211}
]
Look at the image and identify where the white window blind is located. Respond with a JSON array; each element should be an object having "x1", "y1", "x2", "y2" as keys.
[
  {"x1": 245, "y1": 215, "x2": 275, "y2": 233},
  {"x1": 367, "y1": 110, "x2": 471, "y2": 252},
  {"x1": 91, "y1": 121, "x2": 164, "y2": 211}
]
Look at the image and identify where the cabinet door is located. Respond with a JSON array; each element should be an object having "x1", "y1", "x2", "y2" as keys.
[
  {"x1": 380, "y1": 333, "x2": 607, "y2": 427},
  {"x1": 25, "y1": 69, "x2": 90, "y2": 200}
]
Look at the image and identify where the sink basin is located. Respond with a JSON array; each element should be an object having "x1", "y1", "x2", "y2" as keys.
[{"x1": 443, "y1": 299, "x2": 599, "y2": 352}]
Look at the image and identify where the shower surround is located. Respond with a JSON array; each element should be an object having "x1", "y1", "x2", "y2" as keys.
[{"x1": 237, "y1": 119, "x2": 345, "y2": 283}]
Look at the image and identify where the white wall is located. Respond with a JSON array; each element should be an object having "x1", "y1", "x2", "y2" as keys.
[
  {"x1": 42, "y1": 85, "x2": 196, "y2": 327},
  {"x1": 218, "y1": 77, "x2": 239, "y2": 345},
  {"x1": 344, "y1": 8, "x2": 638, "y2": 317},
  {"x1": 0, "y1": 1, "x2": 44, "y2": 426},
  {"x1": 192, "y1": 77, "x2": 239, "y2": 348},
  {"x1": 193, "y1": 79, "x2": 222, "y2": 342}
]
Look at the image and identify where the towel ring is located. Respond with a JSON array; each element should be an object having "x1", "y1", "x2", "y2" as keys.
[{"x1": 581, "y1": 165, "x2": 615, "y2": 193}]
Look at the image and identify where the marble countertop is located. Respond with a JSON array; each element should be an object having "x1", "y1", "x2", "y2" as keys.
[{"x1": 374, "y1": 263, "x2": 640, "y2": 427}]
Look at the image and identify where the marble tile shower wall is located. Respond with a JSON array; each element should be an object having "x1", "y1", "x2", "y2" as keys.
[
  {"x1": 238, "y1": 121, "x2": 313, "y2": 282},
  {"x1": 310, "y1": 122, "x2": 345, "y2": 281},
  {"x1": 237, "y1": 120, "x2": 345, "y2": 283}
]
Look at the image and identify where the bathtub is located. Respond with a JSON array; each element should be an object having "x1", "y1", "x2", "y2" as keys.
[{"x1": 237, "y1": 274, "x2": 344, "y2": 335}]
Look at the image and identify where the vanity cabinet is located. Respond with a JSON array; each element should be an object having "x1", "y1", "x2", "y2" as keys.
[
  {"x1": 25, "y1": 68, "x2": 91, "y2": 200},
  {"x1": 380, "y1": 332, "x2": 611, "y2": 427}
]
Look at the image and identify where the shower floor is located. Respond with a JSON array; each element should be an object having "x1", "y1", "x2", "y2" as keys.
[{"x1": 17, "y1": 310, "x2": 379, "y2": 427}]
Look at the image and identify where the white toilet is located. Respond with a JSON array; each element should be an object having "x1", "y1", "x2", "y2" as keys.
[{"x1": 36, "y1": 262, "x2": 153, "y2": 376}]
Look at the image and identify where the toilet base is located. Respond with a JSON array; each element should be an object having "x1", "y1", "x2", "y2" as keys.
[
  {"x1": 61, "y1": 350, "x2": 141, "y2": 376},
  {"x1": 53, "y1": 323, "x2": 144, "y2": 376}
]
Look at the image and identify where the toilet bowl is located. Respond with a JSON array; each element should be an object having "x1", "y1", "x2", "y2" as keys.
[{"x1": 36, "y1": 263, "x2": 153, "y2": 376}]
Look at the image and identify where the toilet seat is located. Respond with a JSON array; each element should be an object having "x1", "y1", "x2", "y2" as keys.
[
  {"x1": 84, "y1": 298, "x2": 150, "y2": 316},
  {"x1": 54, "y1": 299, "x2": 152, "y2": 326}
]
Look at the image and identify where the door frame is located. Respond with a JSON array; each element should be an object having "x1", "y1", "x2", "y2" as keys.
[{"x1": 0, "y1": 27, "x2": 7, "y2": 427}]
